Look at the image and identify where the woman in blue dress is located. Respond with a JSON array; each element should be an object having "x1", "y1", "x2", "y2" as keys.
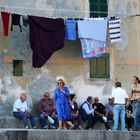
[{"x1": 54, "y1": 79, "x2": 72, "y2": 129}]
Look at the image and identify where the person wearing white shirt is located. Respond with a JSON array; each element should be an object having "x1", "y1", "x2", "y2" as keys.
[
  {"x1": 13, "y1": 93, "x2": 37, "y2": 129},
  {"x1": 79, "y1": 96, "x2": 97, "y2": 129},
  {"x1": 111, "y1": 82, "x2": 128, "y2": 131}
]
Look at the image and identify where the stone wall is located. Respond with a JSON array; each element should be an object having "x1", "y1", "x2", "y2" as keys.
[
  {"x1": 0, "y1": 0, "x2": 89, "y2": 18},
  {"x1": 0, "y1": 0, "x2": 140, "y2": 117},
  {"x1": 0, "y1": 129, "x2": 140, "y2": 140}
]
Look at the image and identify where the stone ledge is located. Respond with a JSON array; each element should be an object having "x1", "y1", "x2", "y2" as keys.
[
  {"x1": 0, "y1": 116, "x2": 114, "y2": 130},
  {"x1": 0, "y1": 117, "x2": 41, "y2": 128},
  {"x1": 0, "y1": 129, "x2": 140, "y2": 140}
]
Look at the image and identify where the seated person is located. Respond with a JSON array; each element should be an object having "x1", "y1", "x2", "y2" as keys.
[
  {"x1": 125, "y1": 100, "x2": 134, "y2": 131},
  {"x1": 69, "y1": 94, "x2": 82, "y2": 129},
  {"x1": 79, "y1": 96, "x2": 97, "y2": 129},
  {"x1": 92, "y1": 97, "x2": 111, "y2": 130},
  {"x1": 13, "y1": 93, "x2": 37, "y2": 129},
  {"x1": 38, "y1": 92, "x2": 58, "y2": 129},
  {"x1": 105, "y1": 98, "x2": 114, "y2": 120}
]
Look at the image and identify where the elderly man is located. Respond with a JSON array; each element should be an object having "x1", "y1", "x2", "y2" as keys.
[
  {"x1": 112, "y1": 81, "x2": 128, "y2": 131},
  {"x1": 79, "y1": 96, "x2": 97, "y2": 129},
  {"x1": 38, "y1": 92, "x2": 58, "y2": 129},
  {"x1": 13, "y1": 93, "x2": 37, "y2": 129},
  {"x1": 92, "y1": 97, "x2": 111, "y2": 130}
]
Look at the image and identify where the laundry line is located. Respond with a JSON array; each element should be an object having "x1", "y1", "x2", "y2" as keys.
[{"x1": 0, "y1": 5, "x2": 140, "y2": 19}]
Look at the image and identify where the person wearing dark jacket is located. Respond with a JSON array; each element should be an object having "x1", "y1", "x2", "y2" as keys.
[
  {"x1": 79, "y1": 96, "x2": 97, "y2": 129},
  {"x1": 92, "y1": 97, "x2": 111, "y2": 130}
]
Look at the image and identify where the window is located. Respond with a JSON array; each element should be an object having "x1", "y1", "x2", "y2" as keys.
[
  {"x1": 90, "y1": 0, "x2": 108, "y2": 17},
  {"x1": 13, "y1": 60, "x2": 23, "y2": 76},
  {"x1": 90, "y1": 53, "x2": 110, "y2": 78},
  {"x1": 89, "y1": 1, "x2": 109, "y2": 79}
]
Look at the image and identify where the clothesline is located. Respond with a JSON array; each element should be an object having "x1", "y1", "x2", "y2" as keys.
[
  {"x1": 0, "y1": 5, "x2": 140, "y2": 19},
  {"x1": 0, "y1": 12, "x2": 129, "y2": 68}
]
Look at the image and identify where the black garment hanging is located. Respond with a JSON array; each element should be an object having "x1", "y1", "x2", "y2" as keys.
[
  {"x1": 28, "y1": 16, "x2": 65, "y2": 68},
  {"x1": 22, "y1": 15, "x2": 29, "y2": 27},
  {"x1": 11, "y1": 14, "x2": 22, "y2": 32}
]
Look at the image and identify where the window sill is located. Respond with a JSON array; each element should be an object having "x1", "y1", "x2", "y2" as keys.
[
  {"x1": 89, "y1": 78, "x2": 111, "y2": 81},
  {"x1": 86, "y1": 77, "x2": 111, "y2": 85}
]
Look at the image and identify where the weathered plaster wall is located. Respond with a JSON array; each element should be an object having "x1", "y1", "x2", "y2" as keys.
[
  {"x1": 0, "y1": 0, "x2": 89, "y2": 18},
  {"x1": 0, "y1": 0, "x2": 139, "y2": 117},
  {"x1": 109, "y1": 0, "x2": 140, "y2": 91},
  {"x1": 0, "y1": 0, "x2": 89, "y2": 115}
]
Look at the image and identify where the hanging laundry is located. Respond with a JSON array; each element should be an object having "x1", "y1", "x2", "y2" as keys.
[
  {"x1": 65, "y1": 20, "x2": 77, "y2": 41},
  {"x1": 28, "y1": 16, "x2": 65, "y2": 68},
  {"x1": 77, "y1": 19, "x2": 108, "y2": 42},
  {"x1": 22, "y1": 15, "x2": 29, "y2": 27},
  {"x1": 77, "y1": 19, "x2": 107, "y2": 59},
  {"x1": 1, "y1": 12, "x2": 10, "y2": 36},
  {"x1": 108, "y1": 18, "x2": 121, "y2": 43},
  {"x1": 11, "y1": 14, "x2": 22, "y2": 32},
  {"x1": 80, "y1": 38, "x2": 106, "y2": 59}
]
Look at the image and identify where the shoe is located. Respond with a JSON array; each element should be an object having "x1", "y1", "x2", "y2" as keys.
[
  {"x1": 67, "y1": 121, "x2": 74, "y2": 129},
  {"x1": 57, "y1": 127, "x2": 62, "y2": 130},
  {"x1": 78, "y1": 125, "x2": 82, "y2": 130},
  {"x1": 50, "y1": 125, "x2": 56, "y2": 129},
  {"x1": 133, "y1": 128, "x2": 139, "y2": 131},
  {"x1": 33, "y1": 126, "x2": 37, "y2": 129},
  {"x1": 108, "y1": 129, "x2": 112, "y2": 131},
  {"x1": 122, "y1": 128, "x2": 128, "y2": 131},
  {"x1": 63, "y1": 127, "x2": 67, "y2": 130},
  {"x1": 25, "y1": 126, "x2": 29, "y2": 129},
  {"x1": 43, "y1": 125, "x2": 48, "y2": 129}
]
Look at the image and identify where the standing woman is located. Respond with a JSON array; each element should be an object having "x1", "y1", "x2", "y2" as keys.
[
  {"x1": 54, "y1": 79, "x2": 72, "y2": 130},
  {"x1": 130, "y1": 76, "x2": 140, "y2": 131}
]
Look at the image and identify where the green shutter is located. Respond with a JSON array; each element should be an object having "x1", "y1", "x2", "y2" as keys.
[
  {"x1": 90, "y1": 0, "x2": 108, "y2": 17},
  {"x1": 13, "y1": 60, "x2": 23, "y2": 76},
  {"x1": 90, "y1": 53, "x2": 110, "y2": 78}
]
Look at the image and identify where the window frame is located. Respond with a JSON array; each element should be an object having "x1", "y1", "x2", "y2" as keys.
[
  {"x1": 89, "y1": 53, "x2": 110, "y2": 79},
  {"x1": 89, "y1": 0, "x2": 109, "y2": 79},
  {"x1": 89, "y1": 0, "x2": 108, "y2": 18},
  {"x1": 13, "y1": 60, "x2": 23, "y2": 76}
]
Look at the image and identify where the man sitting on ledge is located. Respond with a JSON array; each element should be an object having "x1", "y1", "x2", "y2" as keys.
[
  {"x1": 92, "y1": 97, "x2": 111, "y2": 130},
  {"x1": 13, "y1": 93, "x2": 37, "y2": 129},
  {"x1": 38, "y1": 92, "x2": 58, "y2": 129},
  {"x1": 79, "y1": 96, "x2": 97, "y2": 129}
]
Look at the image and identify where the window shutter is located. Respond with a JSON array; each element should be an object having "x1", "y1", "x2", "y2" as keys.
[
  {"x1": 13, "y1": 60, "x2": 23, "y2": 76},
  {"x1": 90, "y1": 53, "x2": 110, "y2": 78},
  {"x1": 90, "y1": 0, "x2": 108, "y2": 17}
]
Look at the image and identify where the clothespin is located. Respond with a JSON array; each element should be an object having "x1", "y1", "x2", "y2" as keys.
[
  {"x1": 110, "y1": 16, "x2": 116, "y2": 20},
  {"x1": 64, "y1": 16, "x2": 67, "y2": 21},
  {"x1": 1, "y1": 7, "x2": 4, "y2": 12}
]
